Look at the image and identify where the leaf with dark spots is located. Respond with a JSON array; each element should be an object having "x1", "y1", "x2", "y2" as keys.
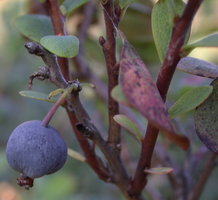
[
  {"x1": 195, "y1": 79, "x2": 218, "y2": 153},
  {"x1": 177, "y1": 57, "x2": 218, "y2": 79},
  {"x1": 119, "y1": 39, "x2": 189, "y2": 150}
]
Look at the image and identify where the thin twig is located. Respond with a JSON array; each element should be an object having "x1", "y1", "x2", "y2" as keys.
[
  {"x1": 77, "y1": 1, "x2": 96, "y2": 52},
  {"x1": 73, "y1": 0, "x2": 146, "y2": 143},
  {"x1": 25, "y1": 42, "x2": 111, "y2": 181},
  {"x1": 100, "y1": 1, "x2": 121, "y2": 151},
  {"x1": 45, "y1": 0, "x2": 115, "y2": 182},
  {"x1": 129, "y1": 0, "x2": 204, "y2": 197},
  {"x1": 73, "y1": 1, "x2": 108, "y2": 99},
  {"x1": 188, "y1": 152, "x2": 217, "y2": 200},
  {"x1": 68, "y1": 90, "x2": 130, "y2": 189},
  {"x1": 25, "y1": 43, "x2": 139, "y2": 198},
  {"x1": 67, "y1": 110, "x2": 111, "y2": 181},
  {"x1": 25, "y1": 42, "x2": 68, "y2": 88}
]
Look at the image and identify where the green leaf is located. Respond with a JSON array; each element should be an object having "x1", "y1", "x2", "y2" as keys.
[
  {"x1": 19, "y1": 90, "x2": 56, "y2": 103},
  {"x1": 111, "y1": 85, "x2": 130, "y2": 106},
  {"x1": 48, "y1": 88, "x2": 65, "y2": 99},
  {"x1": 40, "y1": 35, "x2": 79, "y2": 58},
  {"x1": 119, "y1": 0, "x2": 134, "y2": 9},
  {"x1": 113, "y1": 114, "x2": 142, "y2": 142},
  {"x1": 151, "y1": 0, "x2": 185, "y2": 62},
  {"x1": 144, "y1": 167, "x2": 173, "y2": 175},
  {"x1": 183, "y1": 32, "x2": 218, "y2": 55},
  {"x1": 169, "y1": 86, "x2": 213, "y2": 118},
  {"x1": 15, "y1": 15, "x2": 53, "y2": 42},
  {"x1": 195, "y1": 79, "x2": 218, "y2": 153},
  {"x1": 68, "y1": 148, "x2": 86, "y2": 162},
  {"x1": 60, "y1": 0, "x2": 89, "y2": 16},
  {"x1": 177, "y1": 57, "x2": 218, "y2": 79},
  {"x1": 80, "y1": 82, "x2": 95, "y2": 88}
]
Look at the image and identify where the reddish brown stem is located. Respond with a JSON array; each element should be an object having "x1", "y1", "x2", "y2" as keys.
[
  {"x1": 41, "y1": 91, "x2": 67, "y2": 127},
  {"x1": 100, "y1": 1, "x2": 121, "y2": 150},
  {"x1": 67, "y1": 111, "x2": 110, "y2": 181},
  {"x1": 47, "y1": 0, "x2": 70, "y2": 81},
  {"x1": 188, "y1": 152, "x2": 217, "y2": 200},
  {"x1": 130, "y1": 0, "x2": 204, "y2": 197},
  {"x1": 46, "y1": 0, "x2": 112, "y2": 183}
]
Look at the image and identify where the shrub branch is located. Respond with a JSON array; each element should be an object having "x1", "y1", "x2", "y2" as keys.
[
  {"x1": 100, "y1": 0, "x2": 121, "y2": 151},
  {"x1": 188, "y1": 152, "x2": 217, "y2": 200},
  {"x1": 129, "y1": 0, "x2": 204, "y2": 197}
]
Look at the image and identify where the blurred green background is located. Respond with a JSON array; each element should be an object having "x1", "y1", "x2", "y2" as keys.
[{"x1": 0, "y1": 0, "x2": 218, "y2": 199}]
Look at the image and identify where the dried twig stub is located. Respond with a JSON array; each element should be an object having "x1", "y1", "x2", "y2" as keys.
[{"x1": 28, "y1": 66, "x2": 50, "y2": 89}]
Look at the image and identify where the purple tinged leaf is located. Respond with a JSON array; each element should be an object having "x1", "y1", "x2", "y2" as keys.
[
  {"x1": 119, "y1": 38, "x2": 189, "y2": 150},
  {"x1": 195, "y1": 79, "x2": 218, "y2": 153},
  {"x1": 177, "y1": 57, "x2": 218, "y2": 79}
]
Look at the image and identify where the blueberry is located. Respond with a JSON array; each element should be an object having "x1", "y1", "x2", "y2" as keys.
[{"x1": 6, "y1": 120, "x2": 67, "y2": 180}]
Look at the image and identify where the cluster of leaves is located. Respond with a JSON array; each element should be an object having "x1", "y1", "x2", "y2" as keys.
[
  {"x1": 2, "y1": 0, "x2": 218, "y2": 198},
  {"x1": 151, "y1": 0, "x2": 218, "y2": 153},
  {"x1": 15, "y1": 0, "x2": 218, "y2": 169},
  {"x1": 15, "y1": 14, "x2": 79, "y2": 58},
  {"x1": 115, "y1": 0, "x2": 218, "y2": 153}
]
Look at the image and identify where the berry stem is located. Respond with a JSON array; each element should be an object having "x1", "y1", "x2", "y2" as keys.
[{"x1": 41, "y1": 91, "x2": 68, "y2": 127}]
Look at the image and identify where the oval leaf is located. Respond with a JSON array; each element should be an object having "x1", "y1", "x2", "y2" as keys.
[
  {"x1": 152, "y1": 0, "x2": 185, "y2": 62},
  {"x1": 40, "y1": 35, "x2": 79, "y2": 58},
  {"x1": 144, "y1": 167, "x2": 173, "y2": 175},
  {"x1": 19, "y1": 90, "x2": 56, "y2": 103},
  {"x1": 68, "y1": 148, "x2": 86, "y2": 162},
  {"x1": 183, "y1": 32, "x2": 218, "y2": 55},
  {"x1": 113, "y1": 114, "x2": 142, "y2": 142},
  {"x1": 15, "y1": 14, "x2": 53, "y2": 42},
  {"x1": 177, "y1": 57, "x2": 218, "y2": 79},
  {"x1": 195, "y1": 79, "x2": 218, "y2": 153},
  {"x1": 119, "y1": 38, "x2": 189, "y2": 150},
  {"x1": 111, "y1": 85, "x2": 130, "y2": 106},
  {"x1": 80, "y1": 83, "x2": 95, "y2": 88},
  {"x1": 60, "y1": 0, "x2": 89, "y2": 16},
  {"x1": 169, "y1": 86, "x2": 213, "y2": 118}
]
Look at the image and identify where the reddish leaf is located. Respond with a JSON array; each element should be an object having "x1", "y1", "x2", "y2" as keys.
[{"x1": 119, "y1": 39, "x2": 189, "y2": 150}]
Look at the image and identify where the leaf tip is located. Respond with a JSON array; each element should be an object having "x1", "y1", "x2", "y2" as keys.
[{"x1": 60, "y1": 5, "x2": 67, "y2": 16}]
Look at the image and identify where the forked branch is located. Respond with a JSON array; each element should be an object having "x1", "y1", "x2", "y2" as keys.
[
  {"x1": 100, "y1": 0, "x2": 121, "y2": 151},
  {"x1": 130, "y1": 0, "x2": 204, "y2": 197}
]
